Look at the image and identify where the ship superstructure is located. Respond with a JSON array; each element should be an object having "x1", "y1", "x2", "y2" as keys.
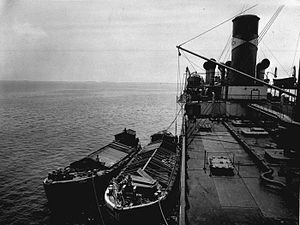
[{"x1": 177, "y1": 14, "x2": 299, "y2": 225}]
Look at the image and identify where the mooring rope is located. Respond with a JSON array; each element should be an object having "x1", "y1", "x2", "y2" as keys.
[
  {"x1": 166, "y1": 105, "x2": 184, "y2": 132},
  {"x1": 91, "y1": 176, "x2": 105, "y2": 225},
  {"x1": 158, "y1": 200, "x2": 169, "y2": 225}
]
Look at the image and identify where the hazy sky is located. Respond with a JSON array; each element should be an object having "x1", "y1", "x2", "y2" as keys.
[{"x1": 0, "y1": 0, "x2": 299, "y2": 82}]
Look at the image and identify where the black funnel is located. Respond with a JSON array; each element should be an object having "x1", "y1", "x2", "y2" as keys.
[{"x1": 229, "y1": 15, "x2": 260, "y2": 85}]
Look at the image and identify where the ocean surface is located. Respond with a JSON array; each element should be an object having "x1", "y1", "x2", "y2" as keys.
[{"x1": 0, "y1": 80, "x2": 180, "y2": 225}]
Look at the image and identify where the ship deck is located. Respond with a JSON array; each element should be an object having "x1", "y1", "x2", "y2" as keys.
[{"x1": 185, "y1": 119, "x2": 298, "y2": 225}]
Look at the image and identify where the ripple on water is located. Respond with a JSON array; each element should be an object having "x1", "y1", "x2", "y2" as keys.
[{"x1": 0, "y1": 81, "x2": 178, "y2": 225}]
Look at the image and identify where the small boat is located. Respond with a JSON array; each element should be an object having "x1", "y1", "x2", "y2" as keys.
[
  {"x1": 43, "y1": 128, "x2": 140, "y2": 214},
  {"x1": 104, "y1": 130, "x2": 181, "y2": 224}
]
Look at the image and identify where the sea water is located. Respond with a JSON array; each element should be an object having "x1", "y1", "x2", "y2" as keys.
[{"x1": 0, "y1": 80, "x2": 179, "y2": 225}]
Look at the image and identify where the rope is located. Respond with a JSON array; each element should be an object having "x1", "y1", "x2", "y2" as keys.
[
  {"x1": 178, "y1": 4, "x2": 257, "y2": 47},
  {"x1": 258, "y1": 5, "x2": 284, "y2": 43},
  {"x1": 170, "y1": 49, "x2": 185, "y2": 135},
  {"x1": 292, "y1": 31, "x2": 300, "y2": 67},
  {"x1": 166, "y1": 105, "x2": 184, "y2": 132},
  {"x1": 259, "y1": 46, "x2": 267, "y2": 59},
  {"x1": 223, "y1": 43, "x2": 231, "y2": 62},
  {"x1": 158, "y1": 200, "x2": 169, "y2": 225},
  {"x1": 182, "y1": 52, "x2": 198, "y2": 72},
  {"x1": 218, "y1": 33, "x2": 232, "y2": 62},
  {"x1": 177, "y1": 49, "x2": 181, "y2": 102},
  {"x1": 176, "y1": 53, "x2": 180, "y2": 136},
  {"x1": 182, "y1": 52, "x2": 206, "y2": 72},
  {"x1": 261, "y1": 40, "x2": 290, "y2": 76},
  {"x1": 91, "y1": 176, "x2": 105, "y2": 225},
  {"x1": 181, "y1": 68, "x2": 186, "y2": 95}
]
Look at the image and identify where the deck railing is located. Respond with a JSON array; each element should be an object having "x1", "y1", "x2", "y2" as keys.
[{"x1": 179, "y1": 115, "x2": 186, "y2": 225}]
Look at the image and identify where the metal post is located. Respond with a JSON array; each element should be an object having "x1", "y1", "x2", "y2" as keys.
[{"x1": 203, "y1": 150, "x2": 207, "y2": 170}]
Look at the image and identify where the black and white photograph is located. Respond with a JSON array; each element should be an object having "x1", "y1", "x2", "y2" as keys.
[{"x1": 0, "y1": 0, "x2": 299, "y2": 224}]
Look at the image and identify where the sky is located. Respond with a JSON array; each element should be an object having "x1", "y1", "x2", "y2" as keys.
[{"x1": 0, "y1": 0, "x2": 299, "y2": 83}]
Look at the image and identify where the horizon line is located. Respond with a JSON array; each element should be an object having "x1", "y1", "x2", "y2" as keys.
[{"x1": 0, "y1": 79, "x2": 177, "y2": 84}]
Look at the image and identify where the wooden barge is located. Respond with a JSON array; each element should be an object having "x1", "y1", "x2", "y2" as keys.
[
  {"x1": 104, "y1": 131, "x2": 181, "y2": 224},
  {"x1": 43, "y1": 128, "x2": 140, "y2": 214}
]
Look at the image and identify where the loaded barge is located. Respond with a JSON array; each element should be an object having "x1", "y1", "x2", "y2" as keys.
[
  {"x1": 177, "y1": 14, "x2": 299, "y2": 225},
  {"x1": 43, "y1": 128, "x2": 140, "y2": 214},
  {"x1": 104, "y1": 131, "x2": 181, "y2": 225}
]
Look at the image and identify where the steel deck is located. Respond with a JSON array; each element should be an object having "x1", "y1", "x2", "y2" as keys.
[{"x1": 184, "y1": 119, "x2": 297, "y2": 225}]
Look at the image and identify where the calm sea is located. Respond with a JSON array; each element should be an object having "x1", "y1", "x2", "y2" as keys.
[{"x1": 0, "y1": 80, "x2": 179, "y2": 225}]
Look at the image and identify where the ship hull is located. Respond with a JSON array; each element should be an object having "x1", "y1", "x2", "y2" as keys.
[
  {"x1": 43, "y1": 153, "x2": 137, "y2": 214},
  {"x1": 105, "y1": 191, "x2": 176, "y2": 225},
  {"x1": 106, "y1": 200, "x2": 162, "y2": 224},
  {"x1": 43, "y1": 173, "x2": 109, "y2": 214},
  {"x1": 43, "y1": 129, "x2": 140, "y2": 214},
  {"x1": 104, "y1": 132, "x2": 181, "y2": 225}
]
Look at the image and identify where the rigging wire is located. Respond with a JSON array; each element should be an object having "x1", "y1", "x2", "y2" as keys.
[
  {"x1": 181, "y1": 68, "x2": 186, "y2": 95},
  {"x1": 178, "y1": 51, "x2": 186, "y2": 95},
  {"x1": 177, "y1": 50, "x2": 182, "y2": 97},
  {"x1": 258, "y1": 5, "x2": 284, "y2": 43},
  {"x1": 259, "y1": 46, "x2": 267, "y2": 59},
  {"x1": 261, "y1": 40, "x2": 290, "y2": 76},
  {"x1": 182, "y1": 52, "x2": 197, "y2": 72},
  {"x1": 181, "y1": 51, "x2": 207, "y2": 73},
  {"x1": 259, "y1": 11, "x2": 278, "y2": 42},
  {"x1": 178, "y1": 4, "x2": 257, "y2": 47},
  {"x1": 218, "y1": 5, "x2": 248, "y2": 62},
  {"x1": 175, "y1": 51, "x2": 182, "y2": 136},
  {"x1": 223, "y1": 43, "x2": 231, "y2": 62},
  {"x1": 218, "y1": 33, "x2": 232, "y2": 62},
  {"x1": 292, "y1": 31, "x2": 300, "y2": 67},
  {"x1": 166, "y1": 105, "x2": 184, "y2": 132}
]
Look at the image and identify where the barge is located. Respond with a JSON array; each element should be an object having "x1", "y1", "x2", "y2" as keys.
[
  {"x1": 43, "y1": 128, "x2": 140, "y2": 214},
  {"x1": 104, "y1": 131, "x2": 181, "y2": 224}
]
